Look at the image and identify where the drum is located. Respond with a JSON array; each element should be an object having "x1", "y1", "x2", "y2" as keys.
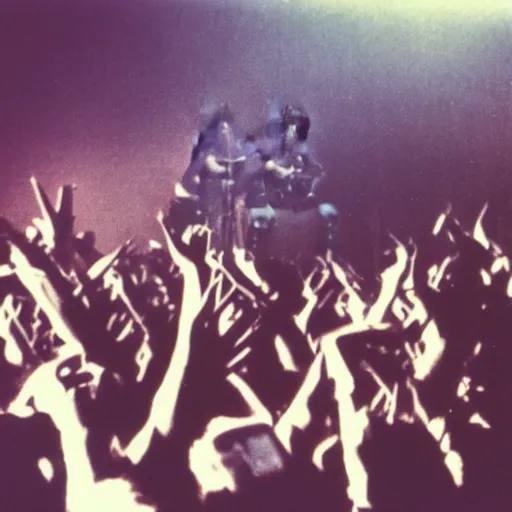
[{"x1": 237, "y1": 198, "x2": 323, "y2": 262}]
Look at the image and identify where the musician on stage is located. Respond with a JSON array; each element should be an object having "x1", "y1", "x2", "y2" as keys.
[
  {"x1": 243, "y1": 104, "x2": 340, "y2": 257},
  {"x1": 173, "y1": 105, "x2": 245, "y2": 250}
]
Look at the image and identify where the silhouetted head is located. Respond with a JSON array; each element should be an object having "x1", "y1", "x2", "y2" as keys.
[
  {"x1": 199, "y1": 104, "x2": 237, "y2": 156},
  {"x1": 75, "y1": 231, "x2": 96, "y2": 249},
  {"x1": 202, "y1": 103, "x2": 234, "y2": 131},
  {"x1": 256, "y1": 258, "x2": 306, "y2": 315}
]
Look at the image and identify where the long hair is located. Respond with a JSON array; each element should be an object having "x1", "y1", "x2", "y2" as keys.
[
  {"x1": 202, "y1": 103, "x2": 234, "y2": 133},
  {"x1": 197, "y1": 104, "x2": 236, "y2": 156}
]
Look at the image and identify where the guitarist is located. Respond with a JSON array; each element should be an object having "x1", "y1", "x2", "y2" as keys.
[{"x1": 243, "y1": 104, "x2": 339, "y2": 258}]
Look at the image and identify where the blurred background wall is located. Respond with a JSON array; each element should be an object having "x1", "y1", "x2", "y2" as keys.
[{"x1": 1, "y1": 0, "x2": 510, "y2": 276}]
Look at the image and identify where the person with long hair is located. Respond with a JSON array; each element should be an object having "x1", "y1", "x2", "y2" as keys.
[
  {"x1": 174, "y1": 104, "x2": 246, "y2": 251},
  {"x1": 243, "y1": 103, "x2": 340, "y2": 258}
]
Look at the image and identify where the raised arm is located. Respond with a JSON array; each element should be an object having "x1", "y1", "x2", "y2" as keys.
[{"x1": 122, "y1": 214, "x2": 205, "y2": 463}]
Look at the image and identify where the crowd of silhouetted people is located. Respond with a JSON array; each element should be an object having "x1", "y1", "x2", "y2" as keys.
[{"x1": 0, "y1": 168, "x2": 510, "y2": 512}]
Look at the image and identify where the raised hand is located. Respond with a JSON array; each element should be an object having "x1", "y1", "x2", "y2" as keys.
[
  {"x1": 30, "y1": 178, "x2": 76, "y2": 267},
  {"x1": 158, "y1": 210, "x2": 211, "y2": 269}
]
